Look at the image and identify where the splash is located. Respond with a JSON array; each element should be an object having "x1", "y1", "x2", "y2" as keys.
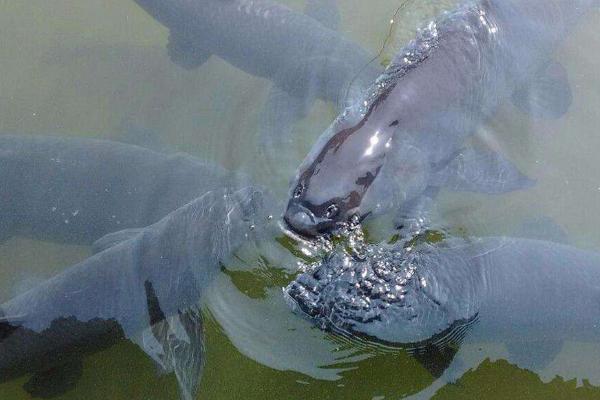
[{"x1": 283, "y1": 214, "x2": 449, "y2": 340}]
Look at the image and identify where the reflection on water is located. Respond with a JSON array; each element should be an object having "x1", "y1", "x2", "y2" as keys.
[{"x1": 2, "y1": 0, "x2": 600, "y2": 399}]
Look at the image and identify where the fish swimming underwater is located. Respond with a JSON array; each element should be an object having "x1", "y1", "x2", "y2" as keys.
[
  {"x1": 0, "y1": 185, "x2": 274, "y2": 400},
  {"x1": 284, "y1": 0, "x2": 597, "y2": 237},
  {"x1": 0, "y1": 134, "x2": 278, "y2": 398},
  {"x1": 284, "y1": 232, "x2": 600, "y2": 398},
  {"x1": 131, "y1": 0, "x2": 383, "y2": 178},
  {"x1": 132, "y1": 0, "x2": 380, "y2": 109},
  {"x1": 0, "y1": 134, "x2": 237, "y2": 245}
]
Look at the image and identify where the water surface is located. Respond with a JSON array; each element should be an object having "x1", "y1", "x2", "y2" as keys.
[{"x1": 1, "y1": 1, "x2": 600, "y2": 399}]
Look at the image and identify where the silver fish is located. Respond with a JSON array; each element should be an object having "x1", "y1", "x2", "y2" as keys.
[{"x1": 285, "y1": 0, "x2": 595, "y2": 237}]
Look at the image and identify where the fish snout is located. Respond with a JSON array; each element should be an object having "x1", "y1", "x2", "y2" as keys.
[
  {"x1": 284, "y1": 202, "x2": 319, "y2": 237},
  {"x1": 284, "y1": 202, "x2": 331, "y2": 237}
]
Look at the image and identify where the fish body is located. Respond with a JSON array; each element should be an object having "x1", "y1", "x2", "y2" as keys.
[
  {"x1": 132, "y1": 0, "x2": 382, "y2": 181},
  {"x1": 0, "y1": 134, "x2": 232, "y2": 245},
  {"x1": 285, "y1": 0, "x2": 594, "y2": 237},
  {"x1": 0, "y1": 135, "x2": 275, "y2": 398},
  {"x1": 0, "y1": 186, "x2": 272, "y2": 399},
  {"x1": 285, "y1": 234, "x2": 600, "y2": 396},
  {"x1": 133, "y1": 0, "x2": 379, "y2": 106},
  {"x1": 287, "y1": 235, "x2": 600, "y2": 343}
]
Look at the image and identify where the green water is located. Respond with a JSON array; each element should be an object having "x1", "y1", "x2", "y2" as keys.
[{"x1": 2, "y1": 0, "x2": 600, "y2": 399}]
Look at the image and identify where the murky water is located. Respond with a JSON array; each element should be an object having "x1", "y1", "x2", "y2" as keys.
[{"x1": 1, "y1": 0, "x2": 600, "y2": 399}]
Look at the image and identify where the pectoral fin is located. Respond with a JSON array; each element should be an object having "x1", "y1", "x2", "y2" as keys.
[
  {"x1": 167, "y1": 31, "x2": 211, "y2": 70},
  {"x1": 141, "y1": 281, "x2": 205, "y2": 400},
  {"x1": 92, "y1": 228, "x2": 144, "y2": 254},
  {"x1": 511, "y1": 61, "x2": 572, "y2": 119},
  {"x1": 430, "y1": 146, "x2": 535, "y2": 194},
  {"x1": 410, "y1": 341, "x2": 461, "y2": 379},
  {"x1": 22, "y1": 359, "x2": 83, "y2": 399}
]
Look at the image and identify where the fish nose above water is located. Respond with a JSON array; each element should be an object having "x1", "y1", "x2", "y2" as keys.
[{"x1": 284, "y1": 203, "x2": 320, "y2": 237}]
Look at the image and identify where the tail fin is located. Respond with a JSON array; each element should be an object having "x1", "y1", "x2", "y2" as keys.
[{"x1": 141, "y1": 280, "x2": 204, "y2": 400}]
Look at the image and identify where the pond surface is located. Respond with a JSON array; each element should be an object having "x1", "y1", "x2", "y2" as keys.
[{"x1": 1, "y1": 1, "x2": 600, "y2": 399}]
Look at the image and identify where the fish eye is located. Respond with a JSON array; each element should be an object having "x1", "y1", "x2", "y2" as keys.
[
  {"x1": 325, "y1": 204, "x2": 339, "y2": 219},
  {"x1": 293, "y1": 183, "x2": 304, "y2": 198}
]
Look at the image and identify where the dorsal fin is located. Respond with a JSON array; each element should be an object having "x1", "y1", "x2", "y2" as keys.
[{"x1": 92, "y1": 228, "x2": 144, "y2": 254}]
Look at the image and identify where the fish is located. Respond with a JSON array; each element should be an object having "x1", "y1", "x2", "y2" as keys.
[
  {"x1": 0, "y1": 185, "x2": 274, "y2": 399},
  {"x1": 284, "y1": 233, "x2": 600, "y2": 398},
  {"x1": 0, "y1": 134, "x2": 236, "y2": 245},
  {"x1": 132, "y1": 0, "x2": 379, "y2": 108},
  {"x1": 284, "y1": 0, "x2": 596, "y2": 237},
  {"x1": 131, "y1": 0, "x2": 383, "y2": 179}
]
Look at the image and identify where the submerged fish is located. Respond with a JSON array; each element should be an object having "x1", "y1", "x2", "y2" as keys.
[
  {"x1": 0, "y1": 135, "x2": 278, "y2": 398},
  {"x1": 285, "y1": 233, "x2": 600, "y2": 397},
  {"x1": 0, "y1": 134, "x2": 235, "y2": 245},
  {"x1": 132, "y1": 0, "x2": 380, "y2": 108},
  {"x1": 0, "y1": 185, "x2": 273, "y2": 399},
  {"x1": 131, "y1": 0, "x2": 383, "y2": 178},
  {"x1": 284, "y1": 0, "x2": 596, "y2": 237}
]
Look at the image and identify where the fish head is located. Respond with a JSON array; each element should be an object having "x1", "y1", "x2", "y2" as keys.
[
  {"x1": 284, "y1": 168, "x2": 367, "y2": 237},
  {"x1": 284, "y1": 239, "x2": 479, "y2": 344},
  {"x1": 283, "y1": 129, "x2": 431, "y2": 237},
  {"x1": 283, "y1": 197, "x2": 346, "y2": 238},
  {"x1": 284, "y1": 116, "x2": 396, "y2": 237}
]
